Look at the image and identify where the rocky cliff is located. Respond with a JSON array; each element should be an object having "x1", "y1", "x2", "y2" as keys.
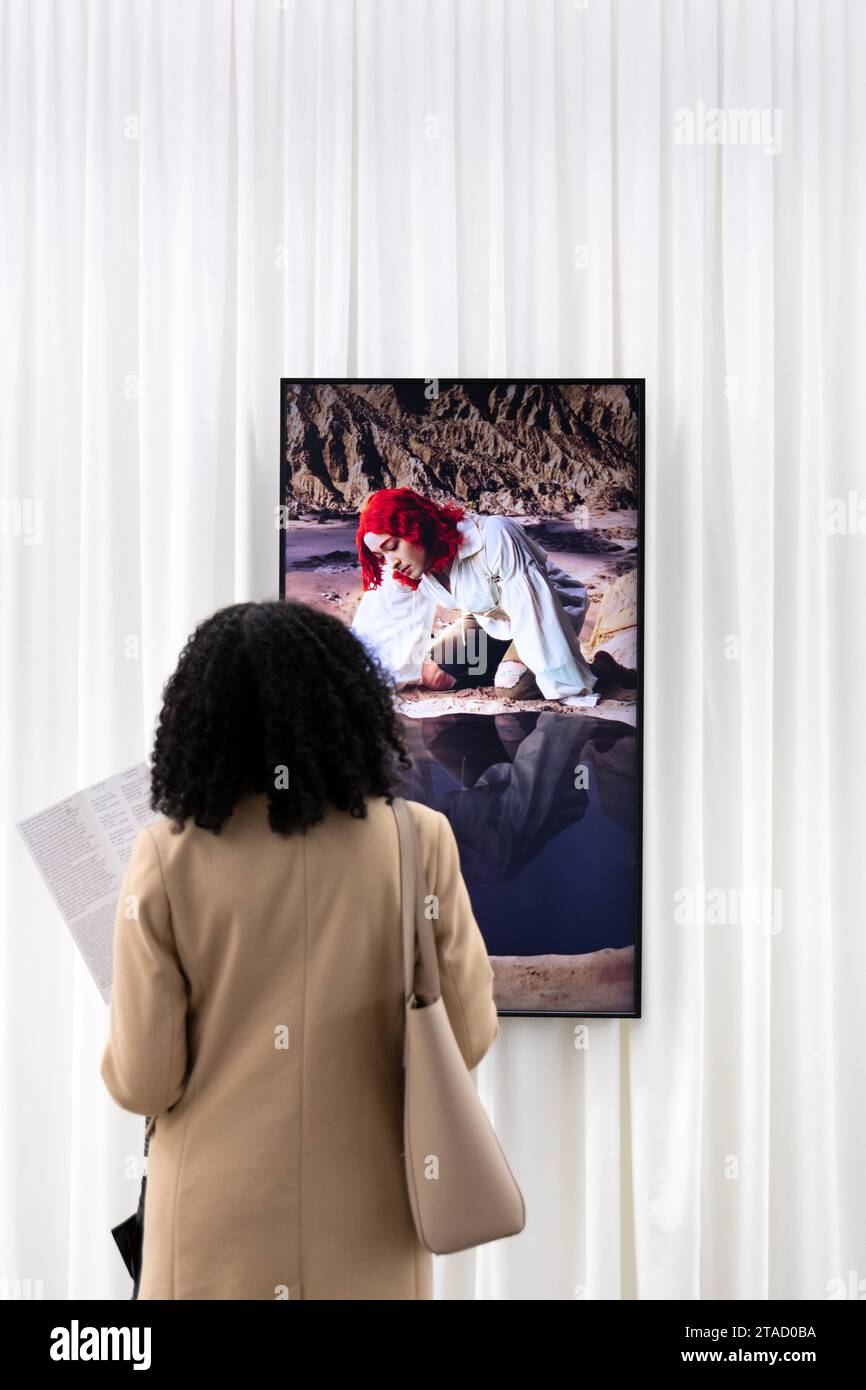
[{"x1": 282, "y1": 381, "x2": 639, "y2": 517}]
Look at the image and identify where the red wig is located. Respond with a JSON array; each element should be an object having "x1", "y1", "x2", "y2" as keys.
[{"x1": 356, "y1": 488, "x2": 466, "y2": 591}]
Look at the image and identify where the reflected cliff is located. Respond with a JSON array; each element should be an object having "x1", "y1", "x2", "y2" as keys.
[{"x1": 390, "y1": 711, "x2": 637, "y2": 958}]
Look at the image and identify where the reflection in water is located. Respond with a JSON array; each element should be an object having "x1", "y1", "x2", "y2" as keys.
[{"x1": 391, "y1": 711, "x2": 636, "y2": 958}]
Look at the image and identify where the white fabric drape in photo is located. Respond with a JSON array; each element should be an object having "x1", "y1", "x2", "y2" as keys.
[{"x1": 1, "y1": 0, "x2": 864, "y2": 1300}]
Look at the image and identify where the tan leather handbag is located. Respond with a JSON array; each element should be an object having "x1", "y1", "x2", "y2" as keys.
[{"x1": 390, "y1": 796, "x2": 526, "y2": 1254}]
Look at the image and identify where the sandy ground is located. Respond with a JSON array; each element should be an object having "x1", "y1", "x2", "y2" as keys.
[
  {"x1": 284, "y1": 511, "x2": 638, "y2": 725},
  {"x1": 392, "y1": 685, "x2": 636, "y2": 726},
  {"x1": 492, "y1": 946, "x2": 635, "y2": 1013}
]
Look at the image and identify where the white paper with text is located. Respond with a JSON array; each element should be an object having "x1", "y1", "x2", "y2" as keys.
[{"x1": 16, "y1": 762, "x2": 162, "y2": 1003}]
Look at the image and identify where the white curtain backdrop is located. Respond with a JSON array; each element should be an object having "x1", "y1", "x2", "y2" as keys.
[{"x1": 2, "y1": 0, "x2": 864, "y2": 1300}]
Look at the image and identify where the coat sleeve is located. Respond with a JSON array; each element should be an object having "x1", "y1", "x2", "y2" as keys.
[
  {"x1": 100, "y1": 826, "x2": 190, "y2": 1119},
  {"x1": 485, "y1": 518, "x2": 599, "y2": 701},
  {"x1": 429, "y1": 811, "x2": 499, "y2": 1071},
  {"x1": 351, "y1": 573, "x2": 439, "y2": 687}
]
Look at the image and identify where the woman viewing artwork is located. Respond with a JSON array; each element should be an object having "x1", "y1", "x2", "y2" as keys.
[{"x1": 352, "y1": 486, "x2": 616, "y2": 708}]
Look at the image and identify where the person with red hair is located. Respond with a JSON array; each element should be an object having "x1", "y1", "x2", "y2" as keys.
[
  {"x1": 355, "y1": 487, "x2": 466, "y2": 594},
  {"x1": 351, "y1": 487, "x2": 605, "y2": 707}
]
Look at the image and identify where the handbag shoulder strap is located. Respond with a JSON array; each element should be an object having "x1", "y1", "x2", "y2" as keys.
[{"x1": 390, "y1": 796, "x2": 441, "y2": 1003}]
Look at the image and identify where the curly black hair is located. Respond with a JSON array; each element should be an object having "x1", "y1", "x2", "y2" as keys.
[{"x1": 149, "y1": 599, "x2": 412, "y2": 836}]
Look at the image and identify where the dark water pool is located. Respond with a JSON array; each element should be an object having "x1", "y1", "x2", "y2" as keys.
[{"x1": 390, "y1": 710, "x2": 637, "y2": 957}]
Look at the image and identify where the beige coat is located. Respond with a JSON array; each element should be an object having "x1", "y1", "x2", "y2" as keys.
[{"x1": 100, "y1": 793, "x2": 499, "y2": 1300}]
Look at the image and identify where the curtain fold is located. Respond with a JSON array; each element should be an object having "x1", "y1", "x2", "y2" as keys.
[{"x1": 1, "y1": 0, "x2": 863, "y2": 1300}]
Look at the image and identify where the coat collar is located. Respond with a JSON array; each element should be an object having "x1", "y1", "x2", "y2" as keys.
[
  {"x1": 454, "y1": 514, "x2": 483, "y2": 561},
  {"x1": 419, "y1": 514, "x2": 483, "y2": 599}
]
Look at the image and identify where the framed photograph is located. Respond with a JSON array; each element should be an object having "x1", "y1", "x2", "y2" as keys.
[{"x1": 279, "y1": 380, "x2": 644, "y2": 1018}]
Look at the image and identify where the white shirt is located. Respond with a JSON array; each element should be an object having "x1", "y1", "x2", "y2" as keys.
[{"x1": 351, "y1": 514, "x2": 599, "y2": 703}]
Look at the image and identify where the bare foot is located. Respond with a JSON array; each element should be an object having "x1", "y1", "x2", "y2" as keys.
[{"x1": 420, "y1": 659, "x2": 458, "y2": 691}]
